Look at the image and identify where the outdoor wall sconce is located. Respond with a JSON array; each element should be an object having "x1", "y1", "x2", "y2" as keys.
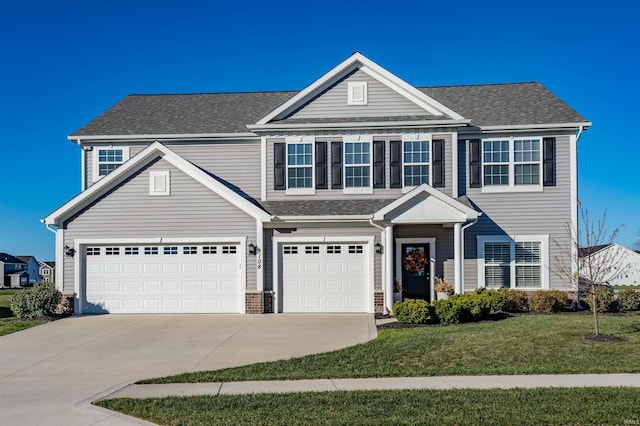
[
  {"x1": 64, "y1": 245, "x2": 76, "y2": 257},
  {"x1": 374, "y1": 242, "x2": 383, "y2": 254},
  {"x1": 248, "y1": 243, "x2": 257, "y2": 255}
]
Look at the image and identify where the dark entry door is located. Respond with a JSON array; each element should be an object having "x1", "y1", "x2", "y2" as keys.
[{"x1": 401, "y1": 243, "x2": 430, "y2": 302}]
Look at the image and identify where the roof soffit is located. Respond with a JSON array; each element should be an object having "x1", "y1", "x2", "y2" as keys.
[{"x1": 254, "y1": 52, "x2": 464, "y2": 126}]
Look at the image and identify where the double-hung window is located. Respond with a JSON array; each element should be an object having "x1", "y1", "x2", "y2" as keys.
[
  {"x1": 482, "y1": 137, "x2": 541, "y2": 190},
  {"x1": 478, "y1": 235, "x2": 547, "y2": 289},
  {"x1": 344, "y1": 141, "x2": 371, "y2": 190},
  {"x1": 287, "y1": 143, "x2": 313, "y2": 189},
  {"x1": 93, "y1": 147, "x2": 129, "y2": 182},
  {"x1": 403, "y1": 140, "x2": 430, "y2": 187}
]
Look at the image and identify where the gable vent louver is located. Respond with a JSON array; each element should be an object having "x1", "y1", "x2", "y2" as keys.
[
  {"x1": 149, "y1": 171, "x2": 170, "y2": 196},
  {"x1": 348, "y1": 81, "x2": 367, "y2": 105}
]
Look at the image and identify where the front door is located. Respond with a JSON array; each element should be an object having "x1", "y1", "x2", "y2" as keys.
[{"x1": 401, "y1": 243, "x2": 430, "y2": 302}]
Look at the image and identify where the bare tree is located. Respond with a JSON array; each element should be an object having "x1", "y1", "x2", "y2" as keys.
[{"x1": 552, "y1": 206, "x2": 628, "y2": 336}]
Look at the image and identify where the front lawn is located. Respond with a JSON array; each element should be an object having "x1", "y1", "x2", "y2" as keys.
[
  {"x1": 97, "y1": 387, "x2": 640, "y2": 425},
  {"x1": 0, "y1": 289, "x2": 47, "y2": 336},
  {"x1": 143, "y1": 313, "x2": 640, "y2": 383}
]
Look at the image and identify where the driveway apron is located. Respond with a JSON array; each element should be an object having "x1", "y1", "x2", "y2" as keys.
[{"x1": 0, "y1": 314, "x2": 374, "y2": 426}]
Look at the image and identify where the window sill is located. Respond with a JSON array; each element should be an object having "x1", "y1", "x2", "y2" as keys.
[
  {"x1": 285, "y1": 188, "x2": 316, "y2": 196},
  {"x1": 481, "y1": 185, "x2": 543, "y2": 194},
  {"x1": 343, "y1": 187, "x2": 374, "y2": 195}
]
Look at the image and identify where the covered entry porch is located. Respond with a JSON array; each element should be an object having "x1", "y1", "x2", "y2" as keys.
[{"x1": 370, "y1": 184, "x2": 479, "y2": 313}]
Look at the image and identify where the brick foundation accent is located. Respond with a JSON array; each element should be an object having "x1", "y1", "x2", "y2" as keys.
[
  {"x1": 245, "y1": 291, "x2": 263, "y2": 314},
  {"x1": 374, "y1": 291, "x2": 384, "y2": 314},
  {"x1": 263, "y1": 291, "x2": 274, "y2": 313},
  {"x1": 56, "y1": 293, "x2": 75, "y2": 316}
]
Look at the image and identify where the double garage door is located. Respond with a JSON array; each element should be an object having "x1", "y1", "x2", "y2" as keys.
[
  {"x1": 280, "y1": 242, "x2": 370, "y2": 313},
  {"x1": 83, "y1": 243, "x2": 241, "y2": 314}
]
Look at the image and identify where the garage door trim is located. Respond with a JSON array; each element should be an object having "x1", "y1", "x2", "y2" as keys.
[
  {"x1": 273, "y1": 236, "x2": 375, "y2": 314},
  {"x1": 73, "y1": 237, "x2": 247, "y2": 314}
]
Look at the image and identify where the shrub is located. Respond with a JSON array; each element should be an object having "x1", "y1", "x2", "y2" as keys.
[
  {"x1": 530, "y1": 290, "x2": 568, "y2": 313},
  {"x1": 10, "y1": 283, "x2": 62, "y2": 319},
  {"x1": 617, "y1": 289, "x2": 640, "y2": 312},
  {"x1": 433, "y1": 293, "x2": 492, "y2": 324},
  {"x1": 392, "y1": 299, "x2": 433, "y2": 324},
  {"x1": 474, "y1": 288, "x2": 506, "y2": 312},
  {"x1": 501, "y1": 289, "x2": 530, "y2": 312},
  {"x1": 588, "y1": 285, "x2": 617, "y2": 313}
]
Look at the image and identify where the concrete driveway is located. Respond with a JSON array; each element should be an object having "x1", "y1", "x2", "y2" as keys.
[{"x1": 0, "y1": 314, "x2": 375, "y2": 425}]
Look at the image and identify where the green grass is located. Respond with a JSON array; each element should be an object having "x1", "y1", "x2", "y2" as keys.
[
  {"x1": 0, "y1": 289, "x2": 47, "y2": 335},
  {"x1": 143, "y1": 313, "x2": 640, "y2": 384},
  {"x1": 96, "y1": 387, "x2": 640, "y2": 425},
  {"x1": 615, "y1": 285, "x2": 640, "y2": 291}
]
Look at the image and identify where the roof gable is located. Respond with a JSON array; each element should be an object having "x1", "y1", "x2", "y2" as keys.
[
  {"x1": 254, "y1": 52, "x2": 464, "y2": 126},
  {"x1": 43, "y1": 142, "x2": 270, "y2": 225}
]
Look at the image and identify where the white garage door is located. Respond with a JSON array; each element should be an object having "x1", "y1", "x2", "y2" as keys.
[
  {"x1": 84, "y1": 243, "x2": 241, "y2": 314},
  {"x1": 281, "y1": 243, "x2": 369, "y2": 313}
]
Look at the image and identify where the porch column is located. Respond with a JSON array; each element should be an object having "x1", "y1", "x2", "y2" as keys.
[
  {"x1": 454, "y1": 222, "x2": 462, "y2": 294},
  {"x1": 385, "y1": 224, "x2": 394, "y2": 313}
]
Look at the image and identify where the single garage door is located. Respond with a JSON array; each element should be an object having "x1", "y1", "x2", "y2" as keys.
[
  {"x1": 280, "y1": 242, "x2": 369, "y2": 312},
  {"x1": 84, "y1": 243, "x2": 241, "y2": 314}
]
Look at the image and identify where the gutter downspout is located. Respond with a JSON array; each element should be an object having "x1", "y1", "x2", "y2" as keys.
[
  {"x1": 575, "y1": 125, "x2": 584, "y2": 308},
  {"x1": 460, "y1": 216, "x2": 480, "y2": 294}
]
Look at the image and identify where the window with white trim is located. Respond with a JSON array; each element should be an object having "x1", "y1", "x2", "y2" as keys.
[
  {"x1": 478, "y1": 235, "x2": 547, "y2": 289},
  {"x1": 163, "y1": 246, "x2": 178, "y2": 255},
  {"x1": 403, "y1": 140, "x2": 430, "y2": 186},
  {"x1": 344, "y1": 141, "x2": 370, "y2": 188},
  {"x1": 93, "y1": 147, "x2": 129, "y2": 181},
  {"x1": 482, "y1": 137, "x2": 541, "y2": 188},
  {"x1": 287, "y1": 143, "x2": 313, "y2": 189}
]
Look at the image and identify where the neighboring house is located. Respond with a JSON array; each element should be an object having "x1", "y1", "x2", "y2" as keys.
[
  {"x1": 39, "y1": 261, "x2": 56, "y2": 283},
  {"x1": 579, "y1": 244, "x2": 640, "y2": 286},
  {"x1": 6, "y1": 271, "x2": 30, "y2": 288},
  {"x1": 1, "y1": 253, "x2": 28, "y2": 288},
  {"x1": 17, "y1": 256, "x2": 42, "y2": 284},
  {"x1": 43, "y1": 52, "x2": 590, "y2": 315}
]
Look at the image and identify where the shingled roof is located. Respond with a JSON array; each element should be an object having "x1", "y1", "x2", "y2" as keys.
[{"x1": 70, "y1": 82, "x2": 587, "y2": 137}]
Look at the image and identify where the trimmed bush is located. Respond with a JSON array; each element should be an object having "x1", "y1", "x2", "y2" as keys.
[
  {"x1": 474, "y1": 288, "x2": 506, "y2": 312},
  {"x1": 10, "y1": 283, "x2": 62, "y2": 319},
  {"x1": 502, "y1": 289, "x2": 530, "y2": 312},
  {"x1": 617, "y1": 289, "x2": 640, "y2": 312},
  {"x1": 392, "y1": 299, "x2": 433, "y2": 324},
  {"x1": 433, "y1": 293, "x2": 492, "y2": 324},
  {"x1": 588, "y1": 285, "x2": 617, "y2": 313},
  {"x1": 530, "y1": 290, "x2": 567, "y2": 313}
]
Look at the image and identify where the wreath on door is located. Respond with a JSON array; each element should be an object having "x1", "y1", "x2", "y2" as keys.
[{"x1": 403, "y1": 250, "x2": 427, "y2": 273}]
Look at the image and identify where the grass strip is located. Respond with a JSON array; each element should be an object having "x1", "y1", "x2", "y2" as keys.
[
  {"x1": 142, "y1": 314, "x2": 640, "y2": 383},
  {"x1": 97, "y1": 387, "x2": 640, "y2": 425}
]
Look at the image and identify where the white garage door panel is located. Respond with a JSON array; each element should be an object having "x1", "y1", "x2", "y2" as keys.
[
  {"x1": 84, "y1": 244, "x2": 241, "y2": 314},
  {"x1": 282, "y1": 243, "x2": 369, "y2": 313}
]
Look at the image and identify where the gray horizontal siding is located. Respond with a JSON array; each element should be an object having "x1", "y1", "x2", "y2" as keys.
[
  {"x1": 290, "y1": 69, "x2": 429, "y2": 119},
  {"x1": 265, "y1": 132, "x2": 454, "y2": 201},
  {"x1": 62, "y1": 158, "x2": 257, "y2": 293},
  {"x1": 87, "y1": 141, "x2": 262, "y2": 200},
  {"x1": 461, "y1": 134, "x2": 573, "y2": 290}
]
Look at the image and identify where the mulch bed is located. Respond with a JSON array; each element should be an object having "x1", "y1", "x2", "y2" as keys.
[{"x1": 581, "y1": 333, "x2": 625, "y2": 342}]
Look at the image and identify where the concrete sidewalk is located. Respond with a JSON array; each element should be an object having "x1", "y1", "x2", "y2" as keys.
[{"x1": 105, "y1": 374, "x2": 640, "y2": 400}]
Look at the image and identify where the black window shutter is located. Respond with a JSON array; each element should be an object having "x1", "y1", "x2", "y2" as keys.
[
  {"x1": 331, "y1": 141, "x2": 343, "y2": 189},
  {"x1": 390, "y1": 140, "x2": 402, "y2": 188},
  {"x1": 373, "y1": 140, "x2": 385, "y2": 188},
  {"x1": 315, "y1": 142, "x2": 327, "y2": 189},
  {"x1": 469, "y1": 139, "x2": 481, "y2": 188},
  {"x1": 274, "y1": 142, "x2": 285, "y2": 190},
  {"x1": 432, "y1": 139, "x2": 445, "y2": 188},
  {"x1": 543, "y1": 137, "x2": 556, "y2": 186}
]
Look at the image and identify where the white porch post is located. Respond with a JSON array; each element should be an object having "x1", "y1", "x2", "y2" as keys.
[
  {"x1": 384, "y1": 224, "x2": 394, "y2": 313},
  {"x1": 454, "y1": 222, "x2": 462, "y2": 294}
]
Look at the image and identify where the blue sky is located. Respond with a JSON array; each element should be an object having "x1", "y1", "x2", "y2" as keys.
[{"x1": 1, "y1": 0, "x2": 638, "y2": 261}]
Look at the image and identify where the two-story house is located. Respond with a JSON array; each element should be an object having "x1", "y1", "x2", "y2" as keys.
[
  {"x1": 39, "y1": 261, "x2": 56, "y2": 284},
  {"x1": 1, "y1": 253, "x2": 28, "y2": 288},
  {"x1": 16, "y1": 256, "x2": 42, "y2": 284},
  {"x1": 43, "y1": 52, "x2": 590, "y2": 315}
]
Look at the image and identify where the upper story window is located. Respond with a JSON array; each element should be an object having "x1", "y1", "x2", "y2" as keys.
[
  {"x1": 287, "y1": 143, "x2": 313, "y2": 189},
  {"x1": 344, "y1": 141, "x2": 370, "y2": 188},
  {"x1": 403, "y1": 140, "x2": 430, "y2": 187},
  {"x1": 480, "y1": 138, "x2": 542, "y2": 190},
  {"x1": 93, "y1": 147, "x2": 129, "y2": 182}
]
